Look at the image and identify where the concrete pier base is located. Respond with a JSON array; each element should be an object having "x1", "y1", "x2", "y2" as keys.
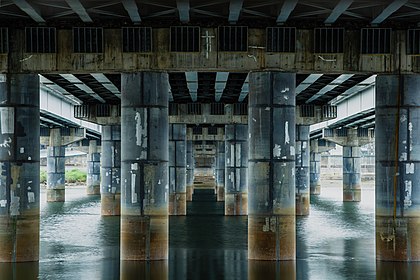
[
  {"x1": 248, "y1": 71, "x2": 296, "y2": 260},
  {"x1": 121, "y1": 72, "x2": 169, "y2": 261},
  {"x1": 0, "y1": 74, "x2": 40, "y2": 262},
  {"x1": 101, "y1": 125, "x2": 121, "y2": 216},
  {"x1": 47, "y1": 128, "x2": 65, "y2": 202},
  {"x1": 343, "y1": 146, "x2": 361, "y2": 202},
  {"x1": 376, "y1": 74, "x2": 420, "y2": 262}
]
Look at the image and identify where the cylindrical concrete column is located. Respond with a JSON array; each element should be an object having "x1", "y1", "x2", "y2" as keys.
[
  {"x1": 0, "y1": 74, "x2": 40, "y2": 262},
  {"x1": 87, "y1": 140, "x2": 101, "y2": 195},
  {"x1": 296, "y1": 125, "x2": 310, "y2": 215},
  {"x1": 376, "y1": 74, "x2": 420, "y2": 261},
  {"x1": 169, "y1": 124, "x2": 187, "y2": 215},
  {"x1": 343, "y1": 146, "x2": 361, "y2": 202},
  {"x1": 310, "y1": 139, "x2": 321, "y2": 195},
  {"x1": 225, "y1": 124, "x2": 248, "y2": 215},
  {"x1": 101, "y1": 125, "x2": 121, "y2": 216},
  {"x1": 121, "y1": 72, "x2": 169, "y2": 261},
  {"x1": 47, "y1": 128, "x2": 65, "y2": 202},
  {"x1": 216, "y1": 141, "x2": 225, "y2": 201},
  {"x1": 248, "y1": 71, "x2": 296, "y2": 260},
  {"x1": 186, "y1": 140, "x2": 194, "y2": 201}
]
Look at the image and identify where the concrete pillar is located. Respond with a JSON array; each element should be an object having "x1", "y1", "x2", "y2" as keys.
[
  {"x1": 248, "y1": 71, "x2": 296, "y2": 260},
  {"x1": 121, "y1": 72, "x2": 169, "y2": 261},
  {"x1": 0, "y1": 74, "x2": 40, "y2": 262},
  {"x1": 169, "y1": 124, "x2": 187, "y2": 215},
  {"x1": 310, "y1": 140, "x2": 321, "y2": 195},
  {"x1": 376, "y1": 74, "x2": 420, "y2": 261},
  {"x1": 343, "y1": 146, "x2": 361, "y2": 202},
  {"x1": 101, "y1": 125, "x2": 121, "y2": 216},
  {"x1": 186, "y1": 140, "x2": 194, "y2": 201},
  {"x1": 216, "y1": 141, "x2": 225, "y2": 201},
  {"x1": 295, "y1": 125, "x2": 310, "y2": 215},
  {"x1": 86, "y1": 140, "x2": 100, "y2": 195},
  {"x1": 225, "y1": 124, "x2": 248, "y2": 215},
  {"x1": 46, "y1": 128, "x2": 65, "y2": 202}
]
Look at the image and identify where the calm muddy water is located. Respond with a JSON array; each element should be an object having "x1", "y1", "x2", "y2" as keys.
[{"x1": 0, "y1": 182, "x2": 418, "y2": 279}]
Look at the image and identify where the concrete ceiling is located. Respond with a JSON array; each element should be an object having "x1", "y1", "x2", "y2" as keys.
[{"x1": 0, "y1": 1, "x2": 419, "y2": 26}]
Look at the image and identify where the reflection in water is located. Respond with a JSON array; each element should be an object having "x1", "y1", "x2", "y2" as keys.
[
  {"x1": 120, "y1": 261, "x2": 168, "y2": 280},
  {"x1": 248, "y1": 260, "x2": 296, "y2": 280},
  {"x1": 376, "y1": 262, "x2": 420, "y2": 280},
  {"x1": 0, "y1": 184, "x2": 413, "y2": 279},
  {"x1": 0, "y1": 262, "x2": 39, "y2": 280}
]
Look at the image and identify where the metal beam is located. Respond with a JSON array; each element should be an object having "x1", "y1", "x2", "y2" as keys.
[
  {"x1": 65, "y1": 0, "x2": 92, "y2": 23},
  {"x1": 306, "y1": 74, "x2": 354, "y2": 103},
  {"x1": 296, "y1": 74, "x2": 323, "y2": 95},
  {"x1": 122, "y1": 0, "x2": 141, "y2": 23},
  {"x1": 186, "y1": 72, "x2": 198, "y2": 102},
  {"x1": 228, "y1": 0, "x2": 243, "y2": 23},
  {"x1": 176, "y1": 0, "x2": 190, "y2": 23},
  {"x1": 215, "y1": 72, "x2": 229, "y2": 102},
  {"x1": 276, "y1": 0, "x2": 298, "y2": 24},
  {"x1": 12, "y1": 0, "x2": 45, "y2": 23},
  {"x1": 325, "y1": 0, "x2": 353, "y2": 24},
  {"x1": 371, "y1": 0, "x2": 408, "y2": 25}
]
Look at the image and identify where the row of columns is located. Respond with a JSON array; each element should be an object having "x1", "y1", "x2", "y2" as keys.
[{"x1": 0, "y1": 72, "x2": 418, "y2": 263}]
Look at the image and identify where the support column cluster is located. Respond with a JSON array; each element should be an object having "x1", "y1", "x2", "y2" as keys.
[
  {"x1": 309, "y1": 139, "x2": 321, "y2": 195},
  {"x1": 225, "y1": 124, "x2": 248, "y2": 215},
  {"x1": 248, "y1": 71, "x2": 296, "y2": 260},
  {"x1": 343, "y1": 146, "x2": 361, "y2": 201},
  {"x1": 216, "y1": 141, "x2": 225, "y2": 201},
  {"x1": 169, "y1": 124, "x2": 187, "y2": 215},
  {"x1": 295, "y1": 125, "x2": 310, "y2": 215},
  {"x1": 121, "y1": 72, "x2": 169, "y2": 261}
]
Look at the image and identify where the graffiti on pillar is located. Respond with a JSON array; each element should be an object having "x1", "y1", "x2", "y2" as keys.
[
  {"x1": 135, "y1": 111, "x2": 148, "y2": 159},
  {"x1": 404, "y1": 180, "x2": 412, "y2": 208}
]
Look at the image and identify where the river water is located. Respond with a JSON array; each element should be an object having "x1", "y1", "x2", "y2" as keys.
[{"x1": 0, "y1": 181, "x2": 418, "y2": 279}]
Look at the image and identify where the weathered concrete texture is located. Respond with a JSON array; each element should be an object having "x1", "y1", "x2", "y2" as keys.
[
  {"x1": 186, "y1": 140, "x2": 194, "y2": 202},
  {"x1": 87, "y1": 140, "x2": 101, "y2": 195},
  {"x1": 248, "y1": 71, "x2": 296, "y2": 260},
  {"x1": 376, "y1": 74, "x2": 420, "y2": 262},
  {"x1": 225, "y1": 124, "x2": 248, "y2": 215},
  {"x1": 101, "y1": 125, "x2": 121, "y2": 216},
  {"x1": 0, "y1": 74, "x2": 40, "y2": 262},
  {"x1": 343, "y1": 146, "x2": 361, "y2": 202},
  {"x1": 295, "y1": 125, "x2": 310, "y2": 215},
  {"x1": 121, "y1": 72, "x2": 169, "y2": 261},
  {"x1": 309, "y1": 139, "x2": 321, "y2": 195},
  {"x1": 216, "y1": 141, "x2": 225, "y2": 202},
  {"x1": 46, "y1": 128, "x2": 65, "y2": 202},
  {"x1": 169, "y1": 124, "x2": 187, "y2": 216}
]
